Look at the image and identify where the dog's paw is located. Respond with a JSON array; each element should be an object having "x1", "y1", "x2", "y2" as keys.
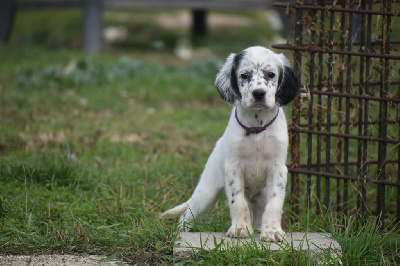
[
  {"x1": 261, "y1": 226, "x2": 285, "y2": 242},
  {"x1": 177, "y1": 221, "x2": 192, "y2": 232},
  {"x1": 226, "y1": 225, "x2": 253, "y2": 238}
]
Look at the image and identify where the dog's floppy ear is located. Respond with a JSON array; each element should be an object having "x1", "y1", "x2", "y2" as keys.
[
  {"x1": 215, "y1": 53, "x2": 242, "y2": 105},
  {"x1": 276, "y1": 55, "x2": 301, "y2": 106}
]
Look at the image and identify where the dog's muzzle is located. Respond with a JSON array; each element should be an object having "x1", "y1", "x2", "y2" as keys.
[{"x1": 252, "y1": 89, "x2": 266, "y2": 101}]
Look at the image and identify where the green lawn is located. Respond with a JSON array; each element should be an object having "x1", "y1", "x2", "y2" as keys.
[{"x1": 1, "y1": 8, "x2": 400, "y2": 265}]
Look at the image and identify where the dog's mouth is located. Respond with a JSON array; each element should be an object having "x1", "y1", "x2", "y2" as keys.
[
  {"x1": 241, "y1": 95, "x2": 276, "y2": 110},
  {"x1": 252, "y1": 102, "x2": 267, "y2": 108},
  {"x1": 249, "y1": 101, "x2": 274, "y2": 110}
]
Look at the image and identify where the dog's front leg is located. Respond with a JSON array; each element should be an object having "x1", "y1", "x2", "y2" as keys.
[
  {"x1": 260, "y1": 163, "x2": 287, "y2": 242},
  {"x1": 260, "y1": 163, "x2": 287, "y2": 241},
  {"x1": 225, "y1": 163, "x2": 253, "y2": 238}
]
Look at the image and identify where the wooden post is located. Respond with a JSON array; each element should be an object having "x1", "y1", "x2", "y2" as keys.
[
  {"x1": 192, "y1": 9, "x2": 207, "y2": 36},
  {"x1": 83, "y1": 0, "x2": 102, "y2": 53},
  {"x1": 275, "y1": 0, "x2": 293, "y2": 39},
  {"x1": 0, "y1": 0, "x2": 17, "y2": 43}
]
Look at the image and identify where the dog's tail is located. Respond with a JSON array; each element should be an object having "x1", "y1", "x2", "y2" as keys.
[{"x1": 159, "y1": 202, "x2": 189, "y2": 219}]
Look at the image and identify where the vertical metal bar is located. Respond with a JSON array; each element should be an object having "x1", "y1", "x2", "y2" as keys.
[
  {"x1": 398, "y1": 86, "x2": 400, "y2": 222},
  {"x1": 361, "y1": 0, "x2": 374, "y2": 217},
  {"x1": 307, "y1": 4, "x2": 317, "y2": 210},
  {"x1": 290, "y1": 101, "x2": 301, "y2": 219},
  {"x1": 335, "y1": 0, "x2": 346, "y2": 213},
  {"x1": 397, "y1": 79, "x2": 400, "y2": 222},
  {"x1": 357, "y1": 6, "x2": 365, "y2": 184},
  {"x1": 316, "y1": 1, "x2": 326, "y2": 213},
  {"x1": 325, "y1": 5, "x2": 336, "y2": 210},
  {"x1": 377, "y1": 0, "x2": 391, "y2": 230},
  {"x1": 83, "y1": 0, "x2": 103, "y2": 54},
  {"x1": 357, "y1": 0, "x2": 367, "y2": 218},
  {"x1": 290, "y1": 5, "x2": 303, "y2": 220},
  {"x1": 343, "y1": 0, "x2": 353, "y2": 217}
]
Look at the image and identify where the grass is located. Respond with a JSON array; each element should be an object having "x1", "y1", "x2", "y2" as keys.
[
  {"x1": 1, "y1": 7, "x2": 400, "y2": 265},
  {"x1": 330, "y1": 216, "x2": 400, "y2": 265}
]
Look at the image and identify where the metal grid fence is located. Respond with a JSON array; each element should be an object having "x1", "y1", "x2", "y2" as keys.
[{"x1": 273, "y1": 0, "x2": 400, "y2": 228}]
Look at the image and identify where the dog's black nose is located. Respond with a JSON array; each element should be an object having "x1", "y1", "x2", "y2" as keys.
[{"x1": 252, "y1": 89, "x2": 266, "y2": 100}]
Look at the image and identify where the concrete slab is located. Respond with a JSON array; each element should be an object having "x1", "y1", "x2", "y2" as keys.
[{"x1": 174, "y1": 232, "x2": 341, "y2": 262}]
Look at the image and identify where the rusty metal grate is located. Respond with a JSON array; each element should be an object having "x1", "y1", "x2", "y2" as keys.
[{"x1": 273, "y1": 0, "x2": 400, "y2": 228}]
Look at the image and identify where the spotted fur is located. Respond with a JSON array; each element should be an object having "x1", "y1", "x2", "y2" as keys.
[{"x1": 160, "y1": 46, "x2": 300, "y2": 242}]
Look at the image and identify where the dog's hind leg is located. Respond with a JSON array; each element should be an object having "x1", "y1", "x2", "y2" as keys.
[
  {"x1": 178, "y1": 149, "x2": 224, "y2": 230},
  {"x1": 161, "y1": 145, "x2": 224, "y2": 230}
]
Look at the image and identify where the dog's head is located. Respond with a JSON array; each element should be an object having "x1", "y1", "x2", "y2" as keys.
[{"x1": 215, "y1": 46, "x2": 300, "y2": 109}]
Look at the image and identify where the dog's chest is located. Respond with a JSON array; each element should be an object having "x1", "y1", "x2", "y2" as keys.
[
  {"x1": 237, "y1": 133, "x2": 280, "y2": 187},
  {"x1": 238, "y1": 133, "x2": 277, "y2": 160}
]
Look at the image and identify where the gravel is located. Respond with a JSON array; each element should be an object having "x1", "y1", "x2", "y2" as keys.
[{"x1": 0, "y1": 254, "x2": 126, "y2": 266}]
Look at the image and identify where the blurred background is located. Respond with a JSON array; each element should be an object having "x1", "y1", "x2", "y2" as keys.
[
  {"x1": 1, "y1": 0, "x2": 290, "y2": 60},
  {"x1": 2, "y1": 2, "x2": 400, "y2": 264},
  {"x1": 0, "y1": 1, "x2": 297, "y2": 261}
]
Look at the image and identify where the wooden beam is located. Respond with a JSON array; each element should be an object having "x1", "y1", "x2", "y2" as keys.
[
  {"x1": 17, "y1": 0, "x2": 83, "y2": 8},
  {"x1": 103, "y1": 0, "x2": 272, "y2": 9}
]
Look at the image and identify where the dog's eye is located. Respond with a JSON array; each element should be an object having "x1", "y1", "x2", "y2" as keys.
[
  {"x1": 240, "y1": 73, "x2": 249, "y2": 79},
  {"x1": 267, "y1": 72, "x2": 276, "y2": 78}
]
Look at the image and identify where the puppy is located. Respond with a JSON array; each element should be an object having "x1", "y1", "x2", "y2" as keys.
[{"x1": 161, "y1": 46, "x2": 300, "y2": 241}]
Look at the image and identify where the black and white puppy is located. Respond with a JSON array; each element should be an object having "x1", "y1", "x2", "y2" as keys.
[{"x1": 161, "y1": 46, "x2": 300, "y2": 241}]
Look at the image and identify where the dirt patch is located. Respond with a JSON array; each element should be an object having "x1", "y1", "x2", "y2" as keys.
[{"x1": 0, "y1": 254, "x2": 125, "y2": 266}]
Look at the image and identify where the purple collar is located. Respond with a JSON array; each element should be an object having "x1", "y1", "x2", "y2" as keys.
[{"x1": 235, "y1": 108, "x2": 279, "y2": 135}]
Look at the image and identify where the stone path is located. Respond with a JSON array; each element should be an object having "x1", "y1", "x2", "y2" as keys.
[{"x1": 174, "y1": 232, "x2": 341, "y2": 262}]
